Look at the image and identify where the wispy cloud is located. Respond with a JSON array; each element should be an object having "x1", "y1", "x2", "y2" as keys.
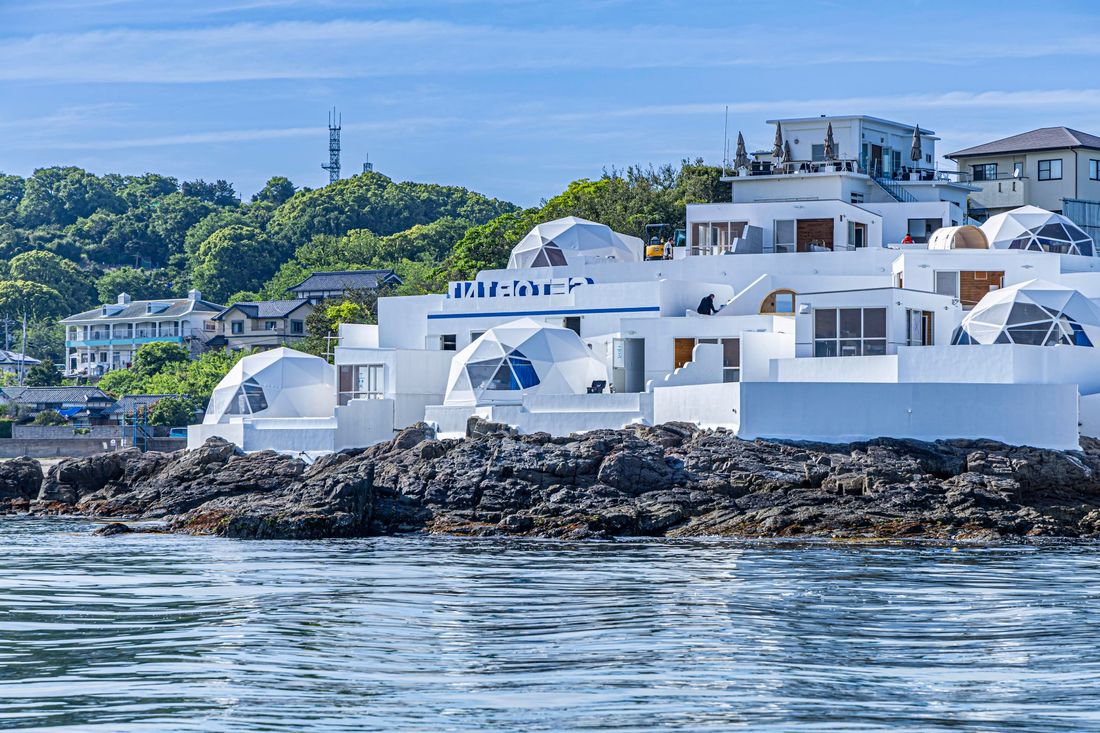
[{"x1": 1, "y1": 18, "x2": 1098, "y2": 84}]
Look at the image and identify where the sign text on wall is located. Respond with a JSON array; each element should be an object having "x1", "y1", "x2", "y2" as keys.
[{"x1": 448, "y1": 277, "x2": 593, "y2": 299}]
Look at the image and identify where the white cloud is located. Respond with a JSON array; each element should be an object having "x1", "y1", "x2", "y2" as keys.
[{"x1": 0, "y1": 18, "x2": 1098, "y2": 84}]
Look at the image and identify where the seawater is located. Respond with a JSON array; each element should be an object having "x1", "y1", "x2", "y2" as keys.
[{"x1": 1, "y1": 518, "x2": 1099, "y2": 732}]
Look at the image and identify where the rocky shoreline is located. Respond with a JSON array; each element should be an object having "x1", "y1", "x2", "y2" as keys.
[{"x1": 3, "y1": 419, "x2": 1100, "y2": 541}]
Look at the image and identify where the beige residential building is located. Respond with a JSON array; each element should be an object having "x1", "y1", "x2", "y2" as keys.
[
  {"x1": 209, "y1": 300, "x2": 316, "y2": 352},
  {"x1": 947, "y1": 127, "x2": 1100, "y2": 217}
]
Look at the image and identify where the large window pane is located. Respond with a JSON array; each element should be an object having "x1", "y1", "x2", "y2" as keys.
[
  {"x1": 815, "y1": 340, "x2": 838, "y2": 357},
  {"x1": 839, "y1": 309, "x2": 862, "y2": 338},
  {"x1": 863, "y1": 308, "x2": 886, "y2": 338},
  {"x1": 863, "y1": 339, "x2": 887, "y2": 355},
  {"x1": 934, "y1": 271, "x2": 959, "y2": 297},
  {"x1": 722, "y1": 338, "x2": 740, "y2": 368},
  {"x1": 815, "y1": 309, "x2": 837, "y2": 338},
  {"x1": 838, "y1": 339, "x2": 862, "y2": 357}
]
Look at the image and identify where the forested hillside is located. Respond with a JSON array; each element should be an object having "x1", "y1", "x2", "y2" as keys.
[
  {"x1": 0, "y1": 160, "x2": 727, "y2": 366},
  {"x1": 0, "y1": 168, "x2": 516, "y2": 363}
]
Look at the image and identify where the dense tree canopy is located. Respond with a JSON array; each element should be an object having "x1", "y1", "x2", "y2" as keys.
[{"x1": 191, "y1": 224, "x2": 282, "y2": 303}]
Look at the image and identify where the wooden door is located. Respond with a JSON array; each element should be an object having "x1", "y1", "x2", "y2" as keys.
[{"x1": 674, "y1": 338, "x2": 695, "y2": 369}]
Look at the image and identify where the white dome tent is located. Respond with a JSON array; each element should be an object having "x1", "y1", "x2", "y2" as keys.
[
  {"x1": 507, "y1": 217, "x2": 642, "y2": 269},
  {"x1": 952, "y1": 279, "x2": 1100, "y2": 347},
  {"x1": 980, "y1": 205, "x2": 1094, "y2": 257},
  {"x1": 204, "y1": 347, "x2": 337, "y2": 424},
  {"x1": 444, "y1": 318, "x2": 609, "y2": 406}
]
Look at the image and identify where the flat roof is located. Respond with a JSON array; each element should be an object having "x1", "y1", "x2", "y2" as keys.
[{"x1": 765, "y1": 115, "x2": 938, "y2": 139}]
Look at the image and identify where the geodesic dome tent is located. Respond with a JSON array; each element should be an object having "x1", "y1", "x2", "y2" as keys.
[
  {"x1": 507, "y1": 217, "x2": 642, "y2": 269},
  {"x1": 952, "y1": 279, "x2": 1100, "y2": 346},
  {"x1": 444, "y1": 318, "x2": 609, "y2": 406},
  {"x1": 203, "y1": 347, "x2": 337, "y2": 424},
  {"x1": 980, "y1": 205, "x2": 1094, "y2": 257}
]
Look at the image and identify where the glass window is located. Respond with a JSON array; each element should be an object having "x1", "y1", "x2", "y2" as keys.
[
  {"x1": 811, "y1": 144, "x2": 825, "y2": 162},
  {"x1": 544, "y1": 244, "x2": 568, "y2": 266},
  {"x1": 466, "y1": 359, "x2": 501, "y2": 390},
  {"x1": 907, "y1": 218, "x2": 940, "y2": 244},
  {"x1": 815, "y1": 308, "x2": 837, "y2": 339},
  {"x1": 508, "y1": 354, "x2": 540, "y2": 389},
  {"x1": 231, "y1": 320, "x2": 244, "y2": 334},
  {"x1": 1091, "y1": 160, "x2": 1100, "y2": 181},
  {"x1": 839, "y1": 309, "x2": 862, "y2": 338},
  {"x1": 290, "y1": 320, "x2": 304, "y2": 334},
  {"x1": 265, "y1": 321, "x2": 277, "y2": 330},
  {"x1": 227, "y1": 378, "x2": 268, "y2": 415},
  {"x1": 814, "y1": 307, "x2": 887, "y2": 357},
  {"x1": 1038, "y1": 159, "x2": 1062, "y2": 181},
  {"x1": 1013, "y1": 162, "x2": 1024, "y2": 178},
  {"x1": 440, "y1": 334, "x2": 456, "y2": 351},
  {"x1": 863, "y1": 308, "x2": 886, "y2": 338},
  {"x1": 774, "y1": 220, "x2": 795, "y2": 253},
  {"x1": 934, "y1": 271, "x2": 959, "y2": 298},
  {"x1": 972, "y1": 163, "x2": 997, "y2": 181}
]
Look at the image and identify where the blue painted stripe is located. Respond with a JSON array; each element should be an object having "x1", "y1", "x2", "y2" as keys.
[{"x1": 427, "y1": 305, "x2": 660, "y2": 320}]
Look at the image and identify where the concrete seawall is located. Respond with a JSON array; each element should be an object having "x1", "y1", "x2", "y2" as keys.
[{"x1": 0, "y1": 438, "x2": 185, "y2": 459}]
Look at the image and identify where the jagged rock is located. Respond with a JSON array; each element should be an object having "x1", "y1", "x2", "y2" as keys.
[
  {"x1": 93, "y1": 522, "x2": 133, "y2": 536},
  {"x1": 0, "y1": 457, "x2": 43, "y2": 501},
  {"x1": 18, "y1": 428, "x2": 1100, "y2": 541}
]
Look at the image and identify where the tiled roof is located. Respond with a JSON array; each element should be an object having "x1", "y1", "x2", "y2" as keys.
[
  {"x1": 1, "y1": 386, "x2": 113, "y2": 405},
  {"x1": 947, "y1": 127, "x2": 1100, "y2": 158},
  {"x1": 213, "y1": 299, "x2": 312, "y2": 321},
  {"x1": 0, "y1": 350, "x2": 40, "y2": 366},
  {"x1": 287, "y1": 269, "x2": 401, "y2": 295},
  {"x1": 108, "y1": 394, "x2": 186, "y2": 415},
  {"x1": 62, "y1": 297, "x2": 225, "y2": 324}
]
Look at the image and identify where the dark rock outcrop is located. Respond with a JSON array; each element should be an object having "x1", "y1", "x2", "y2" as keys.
[
  {"x1": 0, "y1": 457, "x2": 44, "y2": 512},
  {"x1": 21, "y1": 419, "x2": 1100, "y2": 541}
]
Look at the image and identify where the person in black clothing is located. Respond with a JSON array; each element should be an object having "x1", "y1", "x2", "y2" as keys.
[{"x1": 697, "y1": 293, "x2": 718, "y2": 315}]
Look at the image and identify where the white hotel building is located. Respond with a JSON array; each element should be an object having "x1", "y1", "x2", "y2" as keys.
[{"x1": 191, "y1": 114, "x2": 1100, "y2": 454}]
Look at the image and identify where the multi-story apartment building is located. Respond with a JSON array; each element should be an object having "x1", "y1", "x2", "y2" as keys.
[
  {"x1": 208, "y1": 300, "x2": 316, "y2": 352},
  {"x1": 61, "y1": 290, "x2": 224, "y2": 377},
  {"x1": 946, "y1": 127, "x2": 1100, "y2": 217}
]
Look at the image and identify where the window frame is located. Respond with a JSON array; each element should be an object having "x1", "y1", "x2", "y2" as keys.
[
  {"x1": 230, "y1": 320, "x2": 244, "y2": 335},
  {"x1": 1090, "y1": 159, "x2": 1100, "y2": 181},
  {"x1": 440, "y1": 334, "x2": 457, "y2": 351},
  {"x1": 813, "y1": 307, "x2": 888, "y2": 357},
  {"x1": 971, "y1": 163, "x2": 997, "y2": 181},
  {"x1": 1038, "y1": 159, "x2": 1063, "y2": 181}
]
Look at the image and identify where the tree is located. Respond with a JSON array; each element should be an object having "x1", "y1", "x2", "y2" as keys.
[
  {"x1": 31, "y1": 409, "x2": 67, "y2": 426},
  {"x1": 131, "y1": 342, "x2": 190, "y2": 378},
  {"x1": 0, "y1": 280, "x2": 66, "y2": 321},
  {"x1": 97, "y1": 367, "x2": 145, "y2": 397},
  {"x1": 23, "y1": 361, "x2": 61, "y2": 387},
  {"x1": 0, "y1": 174, "x2": 24, "y2": 224},
  {"x1": 191, "y1": 225, "x2": 282, "y2": 302},
  {"x1": 181, "y1": 179, "x2": 239, "y2": 206},
  {"x1": 97, "y1": 267, "x2": 177, "y2": 303},
  {"x1": 148, "y1": 192, "x2": 216, "y2": 258},
  {"x1": 148, "y1": 396, "x2": 195, "y2": 427},
  {"x1": 16, "y1": 166, "x2": 122, "y2": 227},
  {"x1": 8, "y1": 250, "x2": 96, "y2": 313},
  {"x1": 300, "y1": 290, "x2": 382, "y2": 357},
  {"x1": 252, "y1": 176, "x2": 296, "y2": 205}
]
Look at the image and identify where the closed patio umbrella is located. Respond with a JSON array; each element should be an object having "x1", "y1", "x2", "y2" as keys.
[
  {"x1": 772, "y1": 122, "x2": 783, "y2": 159},
  {"x1": 782, "y1": 140, "x2": 793, "y2": 165},
  {"x1": 910, "y1": 125, "x2": 922, "y2": 163},
  {"x1": 823, "y1": 122, "x2": 837, "y2": 161},
  {"x1": 734, "y1": 131, "x2": 750, "y2": 169}
]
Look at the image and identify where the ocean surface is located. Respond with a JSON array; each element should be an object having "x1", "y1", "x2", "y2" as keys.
[{"x1": 1, "y1": 519, "x2": 1099, "y2": 732}]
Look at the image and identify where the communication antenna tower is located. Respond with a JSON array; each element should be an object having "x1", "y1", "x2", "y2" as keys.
[
  {"x1": 363, "y1": 154, "x2": 373, "y2": 173},
  {"x1": 322, "y1": 107, "x2": 341, "y2": 184}
]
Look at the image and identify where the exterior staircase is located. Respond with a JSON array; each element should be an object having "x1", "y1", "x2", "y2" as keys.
[{"x1": 872, "y1": 174, "x2": 917, "y2": 203}]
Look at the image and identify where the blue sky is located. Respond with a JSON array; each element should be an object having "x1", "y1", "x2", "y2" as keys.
[{"x1": 2, "y1": 0, "x2": 1099, "y2": 206}]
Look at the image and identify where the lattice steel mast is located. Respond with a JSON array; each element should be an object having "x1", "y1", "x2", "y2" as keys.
[{"x1": 322, "y1": 107, "x2": 341, "y2": 184}]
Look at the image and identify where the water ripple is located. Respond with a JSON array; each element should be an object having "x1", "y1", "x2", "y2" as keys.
[{"x1": 0, "y1": 518, "x2": 1098, "y2": 731}]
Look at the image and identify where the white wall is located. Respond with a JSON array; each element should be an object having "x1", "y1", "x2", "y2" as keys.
[
  {"x1": 770, "y1": 354, "x2": 900, "y2": 383},
  {"x1": 738, "y1": 381, "x2": 1079, "y2": 450},
  {"x1": 652, "y1": 382, "x2": 740, "y2": 430},
  {"x1": 335, "y1": 398, "x2": 396, "y2": 450},
  {"x1": 740, "y1": 331, "x2": 796, "y2": 381}
]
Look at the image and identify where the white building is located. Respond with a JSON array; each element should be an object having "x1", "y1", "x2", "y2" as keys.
[
  {"x1": 62, "y1": 290, "x2": 224, "y2": 377},
  {"x1": 189, "y1": 198, "x2": 1100, "y2": 454}
]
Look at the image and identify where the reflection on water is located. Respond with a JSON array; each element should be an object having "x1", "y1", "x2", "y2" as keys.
[{"x1": 1, "y1": 518, "x2": 1099, "y2": 732}]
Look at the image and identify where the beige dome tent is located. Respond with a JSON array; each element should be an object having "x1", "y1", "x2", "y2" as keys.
[{"x1": 928, "y1": 225, "x2": 988, "y2": 250}]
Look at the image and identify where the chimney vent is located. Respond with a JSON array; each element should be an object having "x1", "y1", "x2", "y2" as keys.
[{"x1": 117, "y1": 293, "x2": 131, "y2": 305}]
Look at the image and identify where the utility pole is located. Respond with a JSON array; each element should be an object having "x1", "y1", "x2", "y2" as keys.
[
  {"x1": 321, "y1": 107, "x2": 342, "y2": 184},
  {"x1": 18, "y1": 310, "x2": 27, "y2": 386}
]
